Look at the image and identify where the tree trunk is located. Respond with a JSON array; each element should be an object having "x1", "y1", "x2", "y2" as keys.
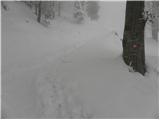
[
  {"x1": 37, "y1": 1, "x2": 42, "y2": 23},
  {"x1": 123, "y1": 1, "x2": 146, "y2": 75},
  {"x1": 35, "y1": 3, "x2": 38, "y2": 15},
  {"x1": 58, "y1": 1, "x2": 61, "y2": 16}
]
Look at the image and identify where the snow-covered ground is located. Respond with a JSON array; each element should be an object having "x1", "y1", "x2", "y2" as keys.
[{"x1": 1, "y1": 1, "x2": 158, "y2": 118}]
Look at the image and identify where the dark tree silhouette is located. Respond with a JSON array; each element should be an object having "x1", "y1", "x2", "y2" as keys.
[
  {"x1": 58, "y1": 1, "x2": 61, "y2": 16},
  {"x1": 123, "y1": 1, "x2": 146, "y2": 75},
  {"x1": 37, "y1": 1, "x2": 42, "y2": 23}
]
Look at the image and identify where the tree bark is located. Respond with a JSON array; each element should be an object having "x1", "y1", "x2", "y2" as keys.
[
  {"x1": 37, "y1": 1, "x2": 42, "y2": 23},
  {"x1": 123, "y1": 1, "x2": 146, "y2": 75},
  {"x1": 35, "y1": 3, "x2": 38, "y2": 15},
  {"x1": 58, "y1": 1, "x2": 61, "y2": 16}
]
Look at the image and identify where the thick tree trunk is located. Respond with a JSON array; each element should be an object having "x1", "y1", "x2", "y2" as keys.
[
  {"x1": 37, "y1": 1, "x2": 42, "y2": 23},
  {"x1": 123, "y1": 1, "x2": 146, "y2": 75}
]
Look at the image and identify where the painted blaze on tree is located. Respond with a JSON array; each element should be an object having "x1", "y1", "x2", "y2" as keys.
[{"x1": 123, "y1": 1, "x2": 146, "y2": 75}]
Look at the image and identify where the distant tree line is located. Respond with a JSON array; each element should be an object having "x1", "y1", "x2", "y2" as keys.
[{"x1": 24, "y1": 1, "x2": 99, "y2": 24}]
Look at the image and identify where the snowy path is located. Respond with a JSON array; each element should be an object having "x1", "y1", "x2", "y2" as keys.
[
  {"x1": 2, "y1": 29, "x2": 97, "y2": 118},
  {"x1": 37, "y1": 33, "x2": 158, "y2": 118},
  {"x1": 2, "y1": 2, "x2": 109, "y2": 118}
]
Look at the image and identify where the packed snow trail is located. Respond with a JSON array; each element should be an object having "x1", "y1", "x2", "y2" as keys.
[
  {"x1": 37, "y1": 33, "x2": 158, "y2": 118},
  {"x1": 2, "y1": 2, "x2": 120, "y2": 118},
  {"x1": 2, "y1": 2, "x2": 111, "y2": 118}
]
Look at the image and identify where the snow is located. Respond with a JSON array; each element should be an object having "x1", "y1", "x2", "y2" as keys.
[
  {"x1": 1, "y1": 1, "x2": 158, "y2": 119},
  {"x1": 37, "y1": 33, "x2": 158, "y2": 118}
]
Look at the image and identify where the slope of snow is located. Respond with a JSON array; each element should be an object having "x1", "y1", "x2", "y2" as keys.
[
  {"x1": 1, "y1": 1, "x2": 158, "y2": 119},
  {"x1": 36, "y1": 32, "x2": 158, "y2": 118}
]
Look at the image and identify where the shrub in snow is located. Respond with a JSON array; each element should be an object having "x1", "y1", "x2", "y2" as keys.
[
  {"x1": 1, "y1": 1, "x2": 9, "y2": 11},
  {"x1": 144, "y1": 1, "x2": 159, "y2": 41},
  {"x1": 73, "y1": 1, "x2": 88, "y2": 24},
  {"x1": 86, "y1": 1, "x2": 99, "y2": 20},
  {"x1": 25, "y1": 1, "x2": 55, "y2": 24},
  {"x1": 41, "y1": 1, "x2": 55, "y2": 20},
  {"x1": 74, "y1": 11, "x2": 84, "y2": 24}
]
